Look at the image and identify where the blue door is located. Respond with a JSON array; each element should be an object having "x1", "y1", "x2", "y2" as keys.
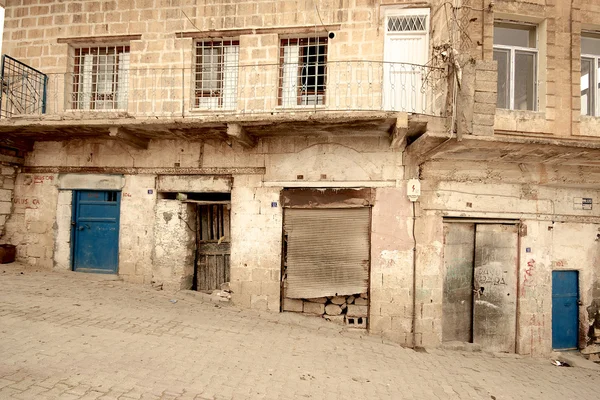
[
  {"x1": 72, "y1": 190, "x2": 121, "y2": 274},
  {"x1": 552, "y1": 271, "x2": 579, "y2": 350}
]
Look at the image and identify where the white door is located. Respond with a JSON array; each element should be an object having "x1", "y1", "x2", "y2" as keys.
[{"x1": 383, "y1": 9, "x2": 429, "y2": 113}]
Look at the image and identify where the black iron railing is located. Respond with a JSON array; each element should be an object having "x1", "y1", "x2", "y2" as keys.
[{"x1": 0, "y1": 55, "x2": 48, "y2": 118}]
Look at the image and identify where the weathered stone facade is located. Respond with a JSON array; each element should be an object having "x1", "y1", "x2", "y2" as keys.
[{"x1": 1, "y1": 0, "x2": 600, "y2": 356}]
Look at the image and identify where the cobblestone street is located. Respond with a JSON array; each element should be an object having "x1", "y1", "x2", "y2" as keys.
[{"x1": 0, "y1": 263, "x2": 597, "y2": 400}]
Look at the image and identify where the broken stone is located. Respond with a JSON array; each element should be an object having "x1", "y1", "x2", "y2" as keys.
[
  {"x1": 303, "y1": 301, "x2": 325, "y2": 315},
  {"x1": 220, "y1": 282, "x2": 232, "y2": 292},
  {"x1": 340, "y1": 303, "x2": 347, "y2": 310},
  {"x1": 325, "y1": 304, "x2": 342, "y2": 316},
  {"x1": 283, "y1": 298, "x2": 303, "y2": 313},
  {"x1": 354, "y1": 298, "x2": 368, "y2": 306},
  {"x1": 360, "y1": 292, "x2": 368, "y2": 299},
  {"x1": 330, "y1": 296, "x2": 346, "y2": 305},
  {"x1": 346, "y1": 304, "x2": 368, "y2": 317},
  {"x1": 305, "y1": 297, "x2": 328, "y2": 304},
  {"x1": 323, "y1": 315, "x2": 345, "y2": 325},
  {"x1": 346, "y1": 295, "x2": 355, "y2": 304}
]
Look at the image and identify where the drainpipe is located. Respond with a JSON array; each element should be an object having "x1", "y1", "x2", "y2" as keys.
[{"x1": 411, "y1": 201, "x2": 418, "y2": 348}]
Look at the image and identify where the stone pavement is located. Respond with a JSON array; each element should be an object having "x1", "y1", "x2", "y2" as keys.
[{"x1": 0, "y1": 263, "x2": 597, "y2": 400}]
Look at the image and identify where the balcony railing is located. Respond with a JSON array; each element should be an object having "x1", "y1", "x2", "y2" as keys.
[{"x1": 3, "y1": 61, "x2": 447, "y2": 120}]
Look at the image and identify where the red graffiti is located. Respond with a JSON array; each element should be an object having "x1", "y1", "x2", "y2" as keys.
[
  {"x1": 33, "y1": 175, "x2": 54, "y2": 184},
  {"x1": 123, "y1": 192, "x2": 132, "y2": 198},
  {"x1": 522, "y1": 259, "x2": 536, "y2": 297}
]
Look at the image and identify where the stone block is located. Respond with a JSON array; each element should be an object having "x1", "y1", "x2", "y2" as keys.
[
  {"x1": 325, "y1": 304, "x2": 342, "y2": 316},
  {"x1": 346, "y1": 304, "x2": 368, "y2": 317},
  {"x1": 346, "y1": 295, "x2": 355, "y2": 304},
  {"x1": 1, "y1": 167, "x2": 15, "y2": 176},
  {"x1": 305, "y1": 297, "x2": 327, "y2": 304},
  {"x1": 0, "y1": 189, "x2": 12, "y2": 202},
  {"x1": 283, "y1": 298, "x2": 303, "y2": 312},
  {"x1": 0, "y1": 201, "x2": 11, "y2": 214},
  {"x1": 27, "y1": 245, "x2": 45, "y2": 258},
  {"x1": 474, "y1": 91, "x2": 497, "y2": 104},
  {"x1": 303, "y1": 301, "x2": 325, "y2": 315},
  {"x1": 354, "y1": 297, "x2": 368, "y2": 306},
  {"x1": 473, "y1": 113, "x2": 495, "y2": 127},
  {"x1": 330, "y1": 296, "x2": 346, "y2": 305},
  {"x1": 472, "y1": 124, "x2": 495, "y2": 136}
]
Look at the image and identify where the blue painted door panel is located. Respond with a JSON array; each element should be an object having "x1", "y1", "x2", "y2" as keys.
[
  {"x1": 552, "y1": 271, "x2": 579, "y2": 350},
  {"x1": 72, "y1": 191, "x2": 120, "y2": 274}
]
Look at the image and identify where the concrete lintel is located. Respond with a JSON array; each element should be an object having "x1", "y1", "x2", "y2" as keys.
[
  {"x1": 23, "y1": 166, "x2": 266, "y2": 175},
  {"x1": 263, "y1": 180, "x2": 396, "y2": 188},
  {"x1": 109, "y1": 127, "x2": 150, "y2": 150},
  {"x1": 390, "y1": 113, "x2": 408, "y2": 150},
  {"x1": 227, "y1": 123, "x2": 256, "y2": 148},
  {"x1": 58, "y1": 174, "x2": 125, "y2": 190}
]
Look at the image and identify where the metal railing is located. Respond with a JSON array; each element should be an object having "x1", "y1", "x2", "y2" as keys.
[
  {"x1": 13, "y1": 61, "x2": 447, "y2": 119},
  {"x1": 0, "y1": 55, "x2": 48, "y2": 118}
]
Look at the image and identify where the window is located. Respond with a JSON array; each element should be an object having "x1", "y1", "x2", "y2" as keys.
[
  {"x1": 194, "y1": 40, "x2": 239, "y2": 110},
  {"x1": 72, "y1": 45, "x2": 129, "y2": 110},
  {"x1": 493, "y1": 23, "x2": 538, "y2": 111},
  {"x1": 581, "y1": 34, "x2": 600, "y2": 116},
  {"x1": 279, "y1": 37, "x2": 328, "y2": 107}
]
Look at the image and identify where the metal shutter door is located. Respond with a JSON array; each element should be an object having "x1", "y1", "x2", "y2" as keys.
[{"x1": 284, "y1": 208, "x2": 370, "y2": 299}]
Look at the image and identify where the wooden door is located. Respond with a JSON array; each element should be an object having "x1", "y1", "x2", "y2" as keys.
[{"x1": 196, "y1": 204, "x2": 231, "y2": 292}]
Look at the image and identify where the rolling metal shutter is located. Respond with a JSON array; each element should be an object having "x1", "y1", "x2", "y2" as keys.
[{"x1": 284, "y1": 208, "x2": 370, "y2": 299}]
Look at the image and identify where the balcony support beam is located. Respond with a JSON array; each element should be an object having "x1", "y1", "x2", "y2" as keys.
[
  {"x1": 227, "y1": 123, "x2": 256, "y2": 149},
  {"x1": 390, "y1": 112, "x2": 409, "y2": 150},
  {"x1": 108, "y1": 127, "x2": 149, "y2": 150}
]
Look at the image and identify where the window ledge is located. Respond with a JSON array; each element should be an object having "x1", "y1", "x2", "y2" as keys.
[{"x1": 495, "y1": 108, "x2": 550, "y2": 134}]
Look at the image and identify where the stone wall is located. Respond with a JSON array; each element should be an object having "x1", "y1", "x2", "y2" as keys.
[{"x1": 0, "y1": 164, "x2": 17, "y2": 238}]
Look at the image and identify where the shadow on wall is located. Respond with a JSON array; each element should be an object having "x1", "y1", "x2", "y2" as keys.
[{"x1": 587, "y1": 282, "x2": 600, "y2": 345}]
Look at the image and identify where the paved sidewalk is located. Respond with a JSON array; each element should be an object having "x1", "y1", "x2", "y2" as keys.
[{"x1": 0, "y1": 263, "x2": 597, "y2": 400}]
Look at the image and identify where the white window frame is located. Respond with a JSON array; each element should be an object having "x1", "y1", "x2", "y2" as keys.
[
  {"x1": 493, "y1": 22, "x2": 539, "y2": 111},
  {"x1": 581, "y1": 33, "x2": 600, "y2": 117},
  {"x1": 581, "y1": 54, "x2": 598, "y2": 116}
]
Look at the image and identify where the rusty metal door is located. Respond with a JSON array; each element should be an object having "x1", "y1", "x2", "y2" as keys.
[
  {"x1": 442, "y1": 223, "x2": 475, "y2": 343},
  {"x1": 283, "y1": 208, "x2": 370, "y2": 299},
  {"x1": 196, "y1": 204, "x2": 230, "y2": 292},
  {"x1": 472, "y1": 224, "x2": 518, "y2": 353}
]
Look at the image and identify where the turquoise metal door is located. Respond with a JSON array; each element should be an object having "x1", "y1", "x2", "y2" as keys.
[
  {"x1": 72, "y1": 191, "x2": 121, "y2": 274},
  {"x1": 552, "y1": 271, "x2": 579, "y2": 350}
]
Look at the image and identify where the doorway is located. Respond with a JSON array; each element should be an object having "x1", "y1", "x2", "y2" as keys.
[
  {"x1": 71, "y1": 190, "x2": 121, "y2": 274},
  {"x1": 382, "y1": 8, "x2": 430, "y2": 112},
  {"x1": 195, "y1": 202, "x2": 231, "y2": 292},
  {"x1": 552, "y1": 270, "x2": 579, "y2": 350},
  {"x1": 442, "y1": 221, "x2": 519, "y2": 352}
]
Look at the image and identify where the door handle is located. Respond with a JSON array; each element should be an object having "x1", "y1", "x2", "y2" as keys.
[{"x1": 78, "y1": 226, "x2": 85, "y2": 231}]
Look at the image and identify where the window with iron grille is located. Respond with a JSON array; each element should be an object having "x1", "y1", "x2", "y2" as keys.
[
  {"x1": 279, "y1": 37, "x2": 328, "y2": 107},
  {"x1": 71, "y1": 45, "x2": 130, "y2": 110},
  {"x1": 194, "y1": 40, "x2": 239, "y2": 110}
]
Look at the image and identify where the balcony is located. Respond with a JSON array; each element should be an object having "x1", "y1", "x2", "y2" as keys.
[{"x1": 0, "y1": 57, "x2": 447, "y2": 147}]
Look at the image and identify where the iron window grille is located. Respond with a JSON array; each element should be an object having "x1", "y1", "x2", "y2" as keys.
[
  {"x1": 194, "y1": 39, "x2": 240, "y2": 110},
  {"x1": 387, "y1": 15, "x2": 428, "y2": 33},
  {"x1": 279, "y1": 37, "x2": 328, "y2": 107},
  {"x1": 71, "y1": 45, "x2": 130, "y2": 111},
  {"x1": 493, "y1": 22, "x2": 538, "y2": 111},
  {"x1": 581, "y1": 34, "x2": 600, "y2": 117}
]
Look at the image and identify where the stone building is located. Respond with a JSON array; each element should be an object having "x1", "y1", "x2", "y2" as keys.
[{"x1": 0, "y1": 0, "x2": 599, "y2": 357}]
